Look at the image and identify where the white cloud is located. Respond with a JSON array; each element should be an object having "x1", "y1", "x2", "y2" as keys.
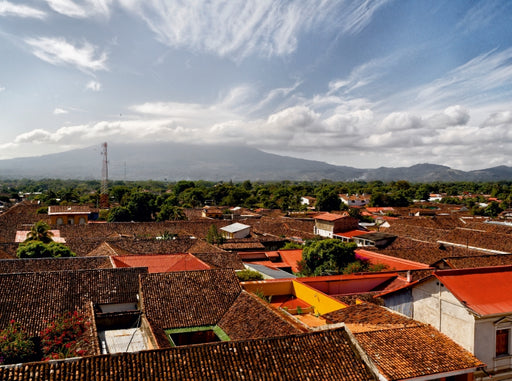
[
  {"x1": 413, "y1": 48, "x2": 512, "y2": 109},
  {"x1": 0, "y1": 1, "x2": 46, "y2": 18},
  {"x1": 6, "y1": 76, "x2": 512, "y2": 170},
  {"x1": 86, "y1": 80, "x2": 102, "y2": 91},
  {"x1": 380, "y1": 112, "x2": 423, "y2": 132},
  {"x1": 24, "y1": 37, "x2": 108, "y2": 72},
  {"x1": 457, "y1": 1, "x2": 505, "y2": 34},
  {"x1": 117, "y1": 0, "x2": 389, "y2": 60},
  {"x1": 14, "y1": 129, "x2": 53, "y2": 144},
  {"x1": 45, "y1": 0, "x2": 112, "y2": 18},
  {"x1": 53, "y1": 108, "x2": 68, "y2": 115},
  {"x1": 0, "y1": 86, "x2": 4, "y2": 92},
  {"x1": 483, "y1": 111, "x2": 512, "y2": 126}
]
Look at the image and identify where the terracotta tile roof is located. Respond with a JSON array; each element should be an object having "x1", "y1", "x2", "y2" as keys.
[
  {"x1": 0, "y1": 256, "x2": 113, "y2": 273},
  {"x1": 0, "y1": 267, "x2": 146, "y2": 337},
  {"x1": 250, "y1": 216, "x2": 316, "y2": 240},
  {"x1": 0, "y1": 245, "x2": 15, "y2": 259},
  {"x1": 0, "y1": 327, "x2": 376, "y2": 381},
  {"x1": 112, "y1": 254, "x2": 211, "y2": 273},
  {"x1": 218, "y1": 240, "x2": 266, "y2": 251},
  {"x1": 218, "y1": 291, "x2": 300, "y2": 340},
  {"x1": 323, "y1": 303, "x2": 420, "y2": 331},
  {"x1": 187, "y1": 239, "x2": 227, "y2": 253},
  {"x1": 434, "y1": 253, "x2": 512, "y2": 269},
  {"x1": 332, "y1": 293, "x2": 385, "y2": 306},
  {"x1": 354, "y1": 325, "x2": 484, "y2": 380},
  {"x1": 48, "y1": 205, "x2": 93, "y2": 215},
  {"x1": 0, "y1": 202, "x2": 44, "y2": 243},
  {"x1": 193, "y1": 252, "x2": 245, "y2": 270},
  {"x1": 365, "y1": 237, "x2": 483, "y2": 266},
  {"x1": 67, "y1": 237, "x2": 216, "y2": 257},
  {"x1": 140, "y1": 269, "x2": 242, "y2": 347},
  {"x1": 314, "y1": 212, "x2": 349, "y2": 221},
  {"x1": 58, "y1": 220, "x2": 234, "y2": 241},
  {"x1": 323, "y1": 304, "x2": 484, "y2": 379}
]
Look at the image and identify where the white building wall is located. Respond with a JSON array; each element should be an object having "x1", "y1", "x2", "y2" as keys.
[
  {"x1": 412, "y1": 278, "x2": 475, "y2": 352},
  {"x1": 233, "y1": 227, "x2": 251, "y2": 239},
  {"x1": 314, "y1": 227, "x2": 333, "y2": 238}
]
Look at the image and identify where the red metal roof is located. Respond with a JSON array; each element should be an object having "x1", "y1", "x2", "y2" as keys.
[
  {"x1": 112, "y1": 254, "x2": 210, "y2": 273},
  {"x1": 278, "y1": 250, "x2": 303, "y2": 273},
  {"x1": 335, "y1": 230, "x2": 369, "y2": 239},
  {"x1": 356, "y1": 249, "x2": 431, "y2": 271},
  {"x1": 435, "y1": 265, "x2": 512, "y2": 316}
]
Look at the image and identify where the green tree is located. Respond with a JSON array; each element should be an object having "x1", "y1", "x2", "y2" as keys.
[
  {"x1": 107, "y1": 206, "x2": 132, "y2": 222},
  {"x1": 25, "y1": 221, "x2": 53, "y2": 244},
  {"x1": 206, "y1": 224, "x2": 224, "y2": 244},
  {"x1": 315, "y1": 188, "x2": 341, "y2": 211},
  {"x1": 110, "y1": 185, "x2": 132, "y2": 204},
  {"x1": 126, "y1": 192, "x2": 157, "y2": 221},
  {"x1": 484, "y1": 201, "x2": 502, "y2": 217},
  {"x1": 280, "y1": 241, "x2": 303, "y2": 250},
  {"x1": 301, "y1": 239, "x2": 357, "y2": 276},
  {"x1": 17, "y1": 241, "x2": 76, "y2": 258},
  {"x1": 156, "y1": 205, "x2": 186, "y2": 221}
]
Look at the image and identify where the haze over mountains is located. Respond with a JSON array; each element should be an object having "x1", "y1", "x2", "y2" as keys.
[{"x1": 0, "y1": 143, "x2": 511, "y2": 182}]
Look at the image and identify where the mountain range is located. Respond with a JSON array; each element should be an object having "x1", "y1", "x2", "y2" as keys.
[{"x1": 0, "y1": 143, "x2": 511, "y2": 182}]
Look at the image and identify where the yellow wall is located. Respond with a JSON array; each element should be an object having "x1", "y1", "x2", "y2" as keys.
[
  {"x1": 243, "y1": 279, "x2": 347, "y2": 316},
  {"x1": 292, "y1": 281, "x2": 347, "y2": 315},
  {"x1": 242, "y1": 280, "x2": 294, "y2": 296}
]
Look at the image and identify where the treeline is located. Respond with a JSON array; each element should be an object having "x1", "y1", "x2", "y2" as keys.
[{"x1": 2, "y1": 179, "x2": 512, "y2": 220}]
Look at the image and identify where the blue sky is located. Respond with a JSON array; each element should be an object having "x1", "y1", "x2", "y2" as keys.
[{"x1": 1, "y1": 0, "x2": 512, "y2": 170}]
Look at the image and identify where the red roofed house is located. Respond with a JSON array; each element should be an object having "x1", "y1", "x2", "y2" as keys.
[
  {"x1": 48, "y1": 205, "x2": 93, "y2": 226},
  {"x1": 380, "y1": 265, "x2": 512, "y2": 378},
  {"x1": 314, "y1": 212, "x2": 359, "y2": 238}
]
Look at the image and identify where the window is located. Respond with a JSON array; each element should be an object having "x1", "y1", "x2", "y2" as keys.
[{"x1": 496, "y1": 329, "x2": 509, "y2": 356}]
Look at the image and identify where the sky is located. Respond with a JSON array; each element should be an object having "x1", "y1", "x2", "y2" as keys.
[{"x1": 1, "y1": 0, "x2": 512, "y2": 170}]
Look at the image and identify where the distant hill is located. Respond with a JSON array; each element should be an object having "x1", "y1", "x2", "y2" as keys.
[{"x1": 0, "y1": 143, "x2": 511, "y2": 182}]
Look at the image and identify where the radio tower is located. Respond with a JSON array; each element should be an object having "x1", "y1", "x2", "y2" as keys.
[{"x1": 100, "y1": 142, "x2": 109, "y2": 208}]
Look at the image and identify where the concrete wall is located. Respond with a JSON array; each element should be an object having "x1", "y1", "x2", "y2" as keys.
[
  {"x1": 383, "y1": 288, "x2": 413, "y2": 317},
  {"x1": 475, "y1": 317, "x2": 512, "y2": 373},
  {"x1": 412, "y1": 278, "x2": 475, "y2": 352},
  {"x1": 302, "y1": 277, "x2": 392, "y2": 295}
]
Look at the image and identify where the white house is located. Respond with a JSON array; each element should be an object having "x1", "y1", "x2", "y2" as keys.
[
  {"x1": 300, "y1": 196, "x2": 316, "y2": 206},
  {"x1": 220, "y1": 222, "x2": 251, "y2": 239},
  {"x1": 339, "y1": 194, "x2": 371, "y2": 207},
  {"x1": 380, "y1": 266, "x2": 512, "y2": 379}
]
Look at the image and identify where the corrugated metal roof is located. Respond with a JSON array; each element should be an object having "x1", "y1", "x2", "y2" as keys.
[
  {"x1": 435, "y1": 265, "x2": 512, "y2": 316},
  {"x1": 220, "y1": 222, "x2": 251, "y2": 233}
]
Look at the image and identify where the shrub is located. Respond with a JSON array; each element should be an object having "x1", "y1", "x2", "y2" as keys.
[
  {"x1": 0, "y1": 321, "x2": 36, "y2": 365},
  {"x1": 17, "y1": 241, "x2": 76, "y2": 258},
  {"x1": 236, "y1": 269, "x2": 263, "y2": 281},
  {"x1": 40, "y1": 311, "x2": 89, "y2": 360}
]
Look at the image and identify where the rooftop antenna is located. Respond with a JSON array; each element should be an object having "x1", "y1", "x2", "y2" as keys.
[{"x1": 100, "y1": 142, "x2": 109, "y2": 208}]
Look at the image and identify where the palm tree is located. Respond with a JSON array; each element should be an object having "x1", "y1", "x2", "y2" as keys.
[{"x1": 25, "y1": 221, "x2": 53, "y2": 244}]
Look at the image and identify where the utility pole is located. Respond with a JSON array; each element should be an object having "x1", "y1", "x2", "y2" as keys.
[{"x1": 100, "y1": 142, "x2": 109, "y2": 208}]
